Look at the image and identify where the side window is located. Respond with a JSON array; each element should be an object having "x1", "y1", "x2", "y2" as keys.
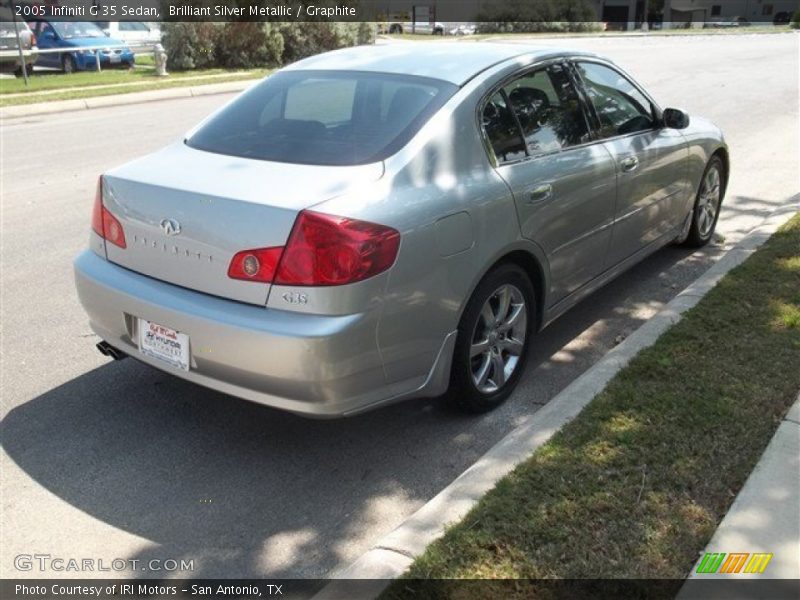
[
  {"x1": 502, "y1": 64, "x2": 590, "y2": 156},
  {"x1": 575, "y1": 62, "x2": 655, "y2": 138},
  {"x1": 481, "y1": 91, "x2": 526, "y2": 164}
]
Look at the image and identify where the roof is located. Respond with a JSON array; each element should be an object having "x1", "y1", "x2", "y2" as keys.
[{"x1": 283, "y1": 42, "x2": 591, "y2": 85}]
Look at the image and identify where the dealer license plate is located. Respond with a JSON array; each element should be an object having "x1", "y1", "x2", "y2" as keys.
[
  {"x1": 138, "y1": 319, "x2": 190, "y2": 371},
  {"x1": 109, "y1": 54, "x2": 121, "y2": 63}
]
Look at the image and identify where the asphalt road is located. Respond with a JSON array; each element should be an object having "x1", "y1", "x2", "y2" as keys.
[{"x1": 1, "y1": 34, "x2": 798, "y2": 580}]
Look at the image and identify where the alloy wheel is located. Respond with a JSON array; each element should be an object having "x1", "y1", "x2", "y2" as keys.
[
  {"x1": 470, "y1": 284, "x2": 527, "y2": 394},
  {"x1": 696, "y1": 165, "x2": 721, "y2": 238}
]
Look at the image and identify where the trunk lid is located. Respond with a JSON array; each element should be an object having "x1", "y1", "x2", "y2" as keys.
[{"x1": 102, "y1": 142, "x2": 384, "y2": 305}]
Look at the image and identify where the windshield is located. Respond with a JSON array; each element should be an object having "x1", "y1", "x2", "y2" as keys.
[
  {"x1": 52, "y1": 21, "x2": 106, "y2": 39},
  {"x1": 186, "y1": 70, "x2": 457, "y2": 166}
]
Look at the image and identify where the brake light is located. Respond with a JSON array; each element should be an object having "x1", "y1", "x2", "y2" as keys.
[
  {"x1": 275, "y1": 211, "x2": 400, "y2": 286},
  {"x1": 228, "y1": 247, "x2": 283, "y2": 283},
  {"x1": 226, "y1": 211, "x2": 400, "y2": 286},
  {"x1": 91, "y1": 176, "x2": 126, "y2": 248}
]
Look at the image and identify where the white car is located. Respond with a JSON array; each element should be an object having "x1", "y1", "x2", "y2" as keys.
[
  {"x1": 97, "y1": 21, "x2": 161, "y2": 44},
  {"x1": 388, "y1": 21, "x2": 445, "y2": 35}
]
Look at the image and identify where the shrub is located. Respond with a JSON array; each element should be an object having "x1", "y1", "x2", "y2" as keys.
[
  {"x1": 476, "y1": 0, "x2": 601, "y2": 33},
  {"x1": 161, "y1": 22, "x2": 221, "y2": 70},
  {"x1": 791, "y1": 10, "x2": 800, "y2": 29},
  {"x1": 215, "y1": 22, "x2": 284, "y2": 69},
  {"x1": 162, "y1": 22, "x2": 376, "y2": 71},
  {"x1": 278, "y1": 22, "x2": 373, "y2": 64}
]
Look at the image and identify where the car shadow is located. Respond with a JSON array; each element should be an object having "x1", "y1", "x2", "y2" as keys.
[{"x1": 1, "y1": 242, "x2": 725, "y2": 579}]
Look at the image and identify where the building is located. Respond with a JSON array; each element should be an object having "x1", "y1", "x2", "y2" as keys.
[{"x1": 591, "y1": 0, "x2": 799, "y2": 29}]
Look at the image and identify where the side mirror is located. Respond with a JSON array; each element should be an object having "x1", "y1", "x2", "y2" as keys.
[{"x1": 663, "y1": 108, "x2": 690, "y2": 130}]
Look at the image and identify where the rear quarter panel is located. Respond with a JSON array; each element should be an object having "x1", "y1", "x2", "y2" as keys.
[{"x1": 314, "y1": 67, "x2": 547, "y2": 387}]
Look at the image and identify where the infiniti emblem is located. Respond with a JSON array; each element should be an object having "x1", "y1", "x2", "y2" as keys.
[{"x1": 160, "y1": 218, "x2": 181, "y2": 236}]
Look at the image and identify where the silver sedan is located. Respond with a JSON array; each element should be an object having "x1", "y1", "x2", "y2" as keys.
[{"x1": 74, "y1": 43, "x2": 728, "y2": 417}]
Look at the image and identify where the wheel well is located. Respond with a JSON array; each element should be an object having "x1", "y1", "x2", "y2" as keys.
[
  {"x1": 712, "y1": 147, "x2": 730, "y2": 197},
  {"x1": 496, "y1": 250, "x2": 546, "y2": 330}
]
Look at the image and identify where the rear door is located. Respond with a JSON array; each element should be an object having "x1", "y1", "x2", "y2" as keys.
[
  {"x1": 31, "y1": 21, "x2": 61, "y2": 68},
  {"x1": 572, "y1": 60, "x2": 689, "y2": 267},
  {"x1": 483, "y1": 62, "x2": 617, "y2": 304}
]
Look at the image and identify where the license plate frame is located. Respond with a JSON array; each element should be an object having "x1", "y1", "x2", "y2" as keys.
[{"x1": 138, "y1": 319, "x2": 190, "y2": 372}]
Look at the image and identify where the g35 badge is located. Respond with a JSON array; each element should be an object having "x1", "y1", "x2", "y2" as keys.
[{"x1": 281, "y1": 291, "x2": 309, "y2": 305}]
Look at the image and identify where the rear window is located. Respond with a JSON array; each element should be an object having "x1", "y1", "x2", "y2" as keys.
[{"x1": 186, "y1": 70, "x2": 457, "y2": 166}]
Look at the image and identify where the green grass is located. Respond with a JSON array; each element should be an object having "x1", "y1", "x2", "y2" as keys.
[
  {"x1": 386, "y1": 214, "x2": 800, "y2": 594},
  {"x1": 0, "y1": 64, "x2": 268, "y2": 106}
]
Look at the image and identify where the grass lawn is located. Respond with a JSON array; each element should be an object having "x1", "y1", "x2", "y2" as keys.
[
  {"x1": 0, "y1": 64, "x2": 268, "y2": 107},
  {"x1": 387, "y1": 213, "x2": 800, "y2": 593}
]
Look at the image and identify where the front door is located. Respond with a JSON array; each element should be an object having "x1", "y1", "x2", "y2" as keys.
[
  {"x1": 572, "y1": 60, "x2": 689, "y2": 268},
  {"x1": 482, "y1": 63, "x2": 618, "y2": 305}
]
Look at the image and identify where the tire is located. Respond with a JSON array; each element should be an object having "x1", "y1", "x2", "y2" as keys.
[
  {"x1": 447, "y1": 263, "x2": 535, "y2": 413},
  {"x1": 62, "y1": 54, "x2": 76, "y2": 74},
  {"x1": 683, "y1": 155, "x2": 726, "y2": 247}
]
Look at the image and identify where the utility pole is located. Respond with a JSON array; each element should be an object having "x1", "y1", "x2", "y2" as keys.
[{"x1": 642, "y1": 0, "x2": 650, "y2": 30}]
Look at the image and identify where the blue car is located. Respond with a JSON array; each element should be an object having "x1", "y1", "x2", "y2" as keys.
[{"x1": 28, "y1": 20, "x2": 135, "y2": 73}]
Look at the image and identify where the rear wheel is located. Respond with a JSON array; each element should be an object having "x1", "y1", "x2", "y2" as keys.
[
  {"x1": 62, "y1": 54, "x2": 76, "y2": 74},
  {"x1": 684, "y1": 156, "x2": 725, "y2": 247},
  {"x1": 447, "y1": 263, "x2": 535, "y2": 413}
]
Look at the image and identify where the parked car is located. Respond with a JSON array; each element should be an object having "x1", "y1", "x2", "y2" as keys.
[
  {"x1": 388, "y1": 21, "x2": 445, "y2": 34},
  {"x1": 75, "y1": 44, "x2": 728, "y2": 417},
  {"x1": 27, "y1": 20, "x2": 134, "y2": 72},
  {"x1": 705, "y1": 16, "x2": 750, "y2": 27},
  {"x1": 448, "y1": 23, "x2": 477, "y2": 36},
  {"x1": 0, "y1": 9, "x2": 37, "y2": 76},
  {"x1": 97, "y1": 21, "x2": 161, "y2": 45},
  {"x1": 773, "y1": 11, "x2": 791, "y2": 25}
]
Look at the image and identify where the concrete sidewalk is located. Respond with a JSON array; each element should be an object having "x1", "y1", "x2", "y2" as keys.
[{"x1": 686, "y1": 393, "x2": 800, "y2": 580}]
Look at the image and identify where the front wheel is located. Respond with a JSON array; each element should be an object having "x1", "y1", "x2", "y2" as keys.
[
  {"x1": 447, "y1": 263, "x2": 535, "y2": 413},
  {"x1": 62, "y1": 54, "x2": 76, "y2": 74},
  {"x1": 683, "y1": 156, "x2": 725, "y2": 247}
]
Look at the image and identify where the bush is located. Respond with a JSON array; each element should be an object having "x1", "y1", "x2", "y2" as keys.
[
  {"x1": 215, "y1": 22, "x2": 284, "y2": 69},
  {"x1": 791, "y1": 10, "x2": 800, "y2": 29},
  {"x1": 161, "y1": 22, "x2": 221, "y2": 70},
  {"x1": 163, "y1": 22, "x2": 376, "y2": 71},
  {"x1": 476, "y1": 0, "x2": 602, "y2": 33},
  {"x1": 278, "y1": 22, "x2": 375, "y2": 64}
]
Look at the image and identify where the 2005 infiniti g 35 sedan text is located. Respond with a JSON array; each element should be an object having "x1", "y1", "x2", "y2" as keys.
[{"x1": 74, "y1": 43, "x2": 728, "y2": 417}]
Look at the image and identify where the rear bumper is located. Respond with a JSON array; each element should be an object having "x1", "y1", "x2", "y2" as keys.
[{"x1": 73, "y1": 250, "x2": 438, "y2": 417}]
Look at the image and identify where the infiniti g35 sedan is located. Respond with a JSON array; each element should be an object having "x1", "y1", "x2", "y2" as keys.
[{"x1": 74, "y1": 43, "x2": 728, "y2": 417}]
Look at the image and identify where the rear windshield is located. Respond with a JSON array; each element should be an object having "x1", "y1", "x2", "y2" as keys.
[{"x1": 186, "y1": 70, "x2": 457, "y2": 166}]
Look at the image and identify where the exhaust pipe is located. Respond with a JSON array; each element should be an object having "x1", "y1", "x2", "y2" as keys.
[{"x1": 96, "y1": 341, "x2": 128, "y2": 361}]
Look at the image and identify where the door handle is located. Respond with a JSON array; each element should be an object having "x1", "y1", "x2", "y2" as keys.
[
  {"x1": 527, "y1": 183, "x2": 553, "y2": 204},
  {"x1": 620, "y1": 156, "x2": 639, "y2": 172}
]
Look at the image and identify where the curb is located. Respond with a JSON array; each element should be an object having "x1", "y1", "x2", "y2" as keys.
[
  {"x1": 313, "y1": 200, "x2": 800, "y2": 599},
  {"x1": 0, "y1": 79, "x2": 258, "y2": 120},
  {"x1": 679, "y1": 392, "x2": 800, "y2": 591}
]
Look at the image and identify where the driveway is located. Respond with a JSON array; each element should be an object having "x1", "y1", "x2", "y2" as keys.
[{"x1": 1, "y1": 33, "x2": 797, "y2": 579}]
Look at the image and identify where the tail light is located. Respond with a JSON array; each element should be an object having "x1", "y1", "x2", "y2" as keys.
[
  {"x1": 91, "y1": 176, "x2": 126, "y2": 248},
  {"x1": 227, "y1": 210, "x2": 400, "y2": 286},
  {"x1": 228, "y1": 247, "x2": 283, "y2": 283}
]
